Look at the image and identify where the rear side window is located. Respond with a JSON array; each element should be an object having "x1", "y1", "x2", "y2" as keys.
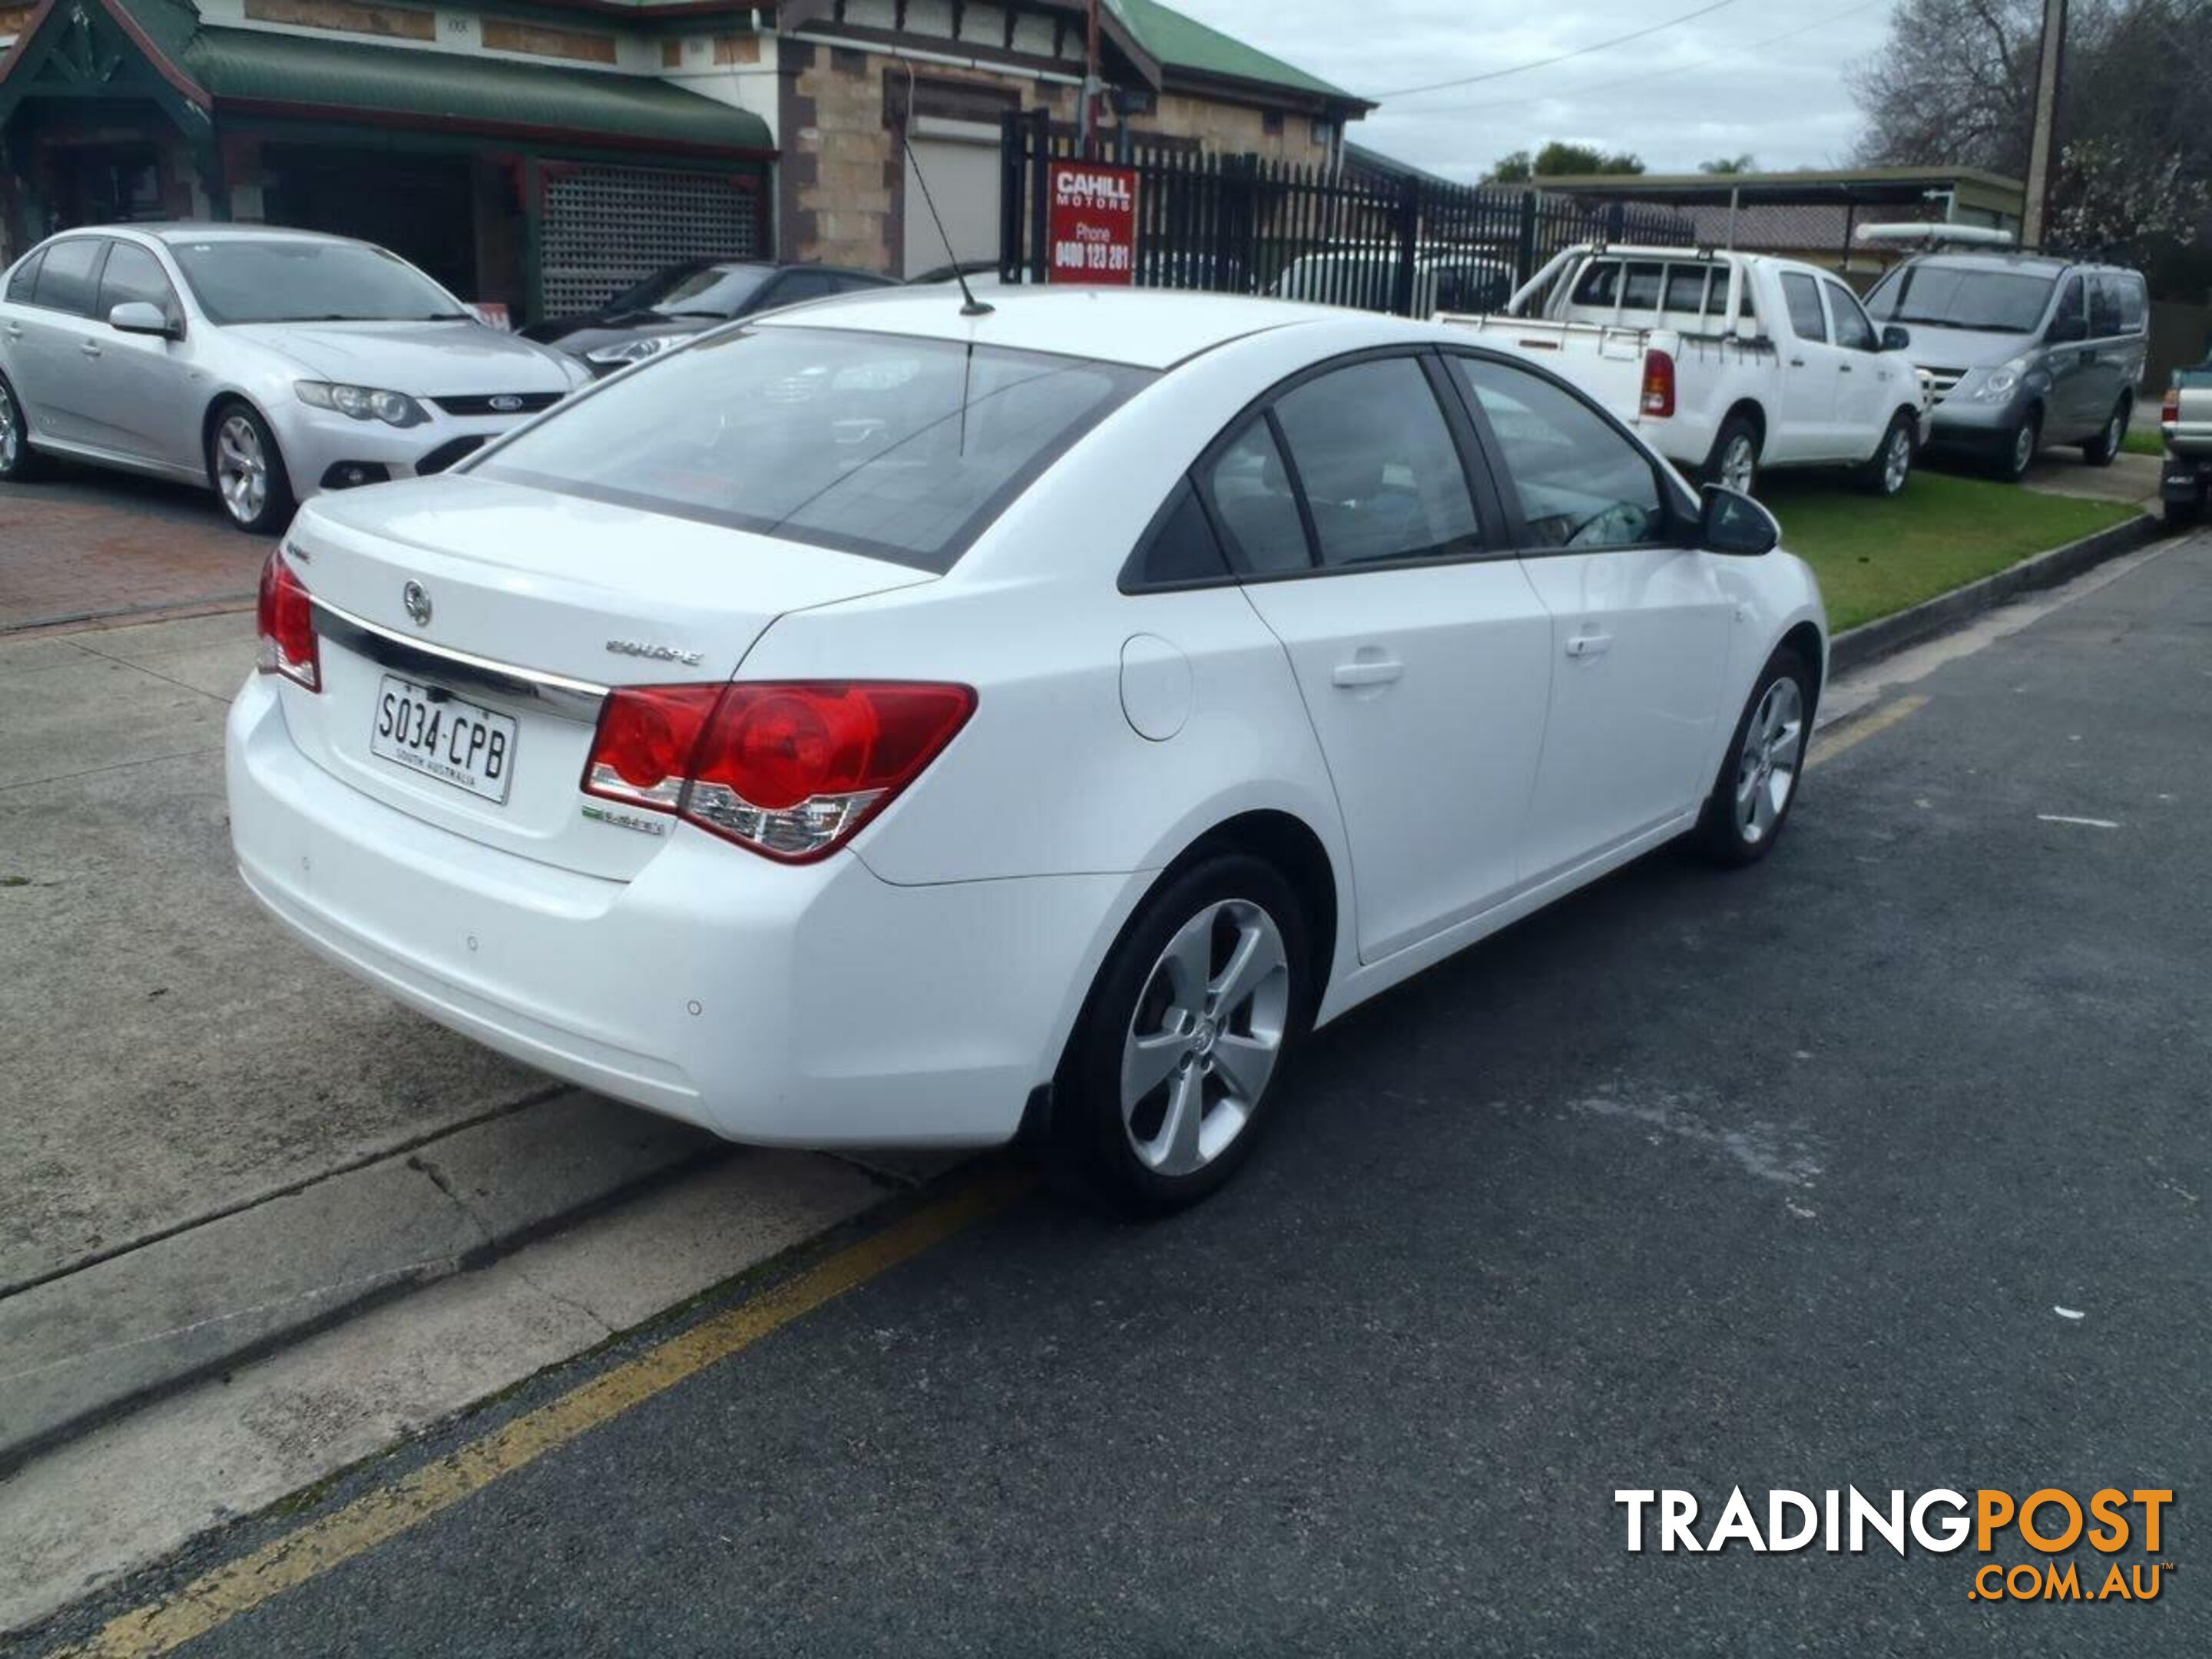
[
  {"x1": 2115, "y1": 273, "x2": 2147, "y2": 333},
  {"x1": 1200, "y1": 418, "x2": 1310, "y2": 576},
  {"x1": 2051, "y1": 276, "x2": 2085, "y2": 327},
  {"x1": 1270, "y1": 356, "x2": 1486, "y2": 569},
  {"x1": 1664, "y1": 266, "x2": 1710, "y2": 314},
  {"x1": 2088, "y1": 274, "x2": 2123, "y2": 338},
  {"x1": 478, "y1": 327, "x2": 1152, "y2": 572},
  {"x1": 31, "y1": 239, "x2": 104, "y2": 316},
  {"x1": 1571, "y1": 260, "x2": 1621, "y2": 307},
  {"x1": 1129, "y1": 478, "x2": 1230, "y2": 587},
  {"x1": 1451, "y1": 356, "x2": 1668, "y2": 551},
  {"x1": 5, "y1": 248, "x2": 43, "y2": 303},
  {"x1": 1780, "y1": 273, "x2": 1827, "y2": 343},
  {"x1": 1621, "y1": 263, "x2": 1665, "y2": 310}
]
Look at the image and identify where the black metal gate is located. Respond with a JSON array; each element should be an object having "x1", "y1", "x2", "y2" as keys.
[{"x1": 998, "y1": 109, "x2": 1694, "y2": 313}]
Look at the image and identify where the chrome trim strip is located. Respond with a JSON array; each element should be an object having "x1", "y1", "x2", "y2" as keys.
[{"x1": 310, "y1": 598, "x2": 609, "y2": 724}]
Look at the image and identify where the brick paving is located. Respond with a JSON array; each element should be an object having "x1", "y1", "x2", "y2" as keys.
[{"x1": 0, "y1": 468, "x2": 266, "y2": 634}]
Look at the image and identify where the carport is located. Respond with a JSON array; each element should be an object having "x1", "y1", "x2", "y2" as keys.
[
  {"x1": 1530, "y1": 166, "x2": 2028, "y2": 283},
  {"x1": 0, "y1": 0, "x2": 777, "y2": 322}
]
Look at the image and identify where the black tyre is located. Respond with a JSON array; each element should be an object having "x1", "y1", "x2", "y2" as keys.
[
  {"x1": 2167, "y1": 491, "x2": 2205, "y2": 531},
  {"x1": 1703, "y1": 412, "x2": 1761, "y2": 497},
  {"x1": 2081, "y1": 398, "x2": 2130, "y2": 467},
  {"x1": 1996, "y1": 410, "x2": 2041, "y2": 483},
  {"x1": 0, "y1": 371, "x2": 42, "y2": 482},
  {"x1": 205, "y1": 401, "x2": 296, "y2": 535},
  {"x1": 1856, "y1": 411, "x2": 1916, "y2": 497},
  {"x1": 1045, "y1": 853, "x2": 1313, "y2": 1217},
  {"x1": 1696, "y1": 647, "x2": 1814, "y2": 869}
]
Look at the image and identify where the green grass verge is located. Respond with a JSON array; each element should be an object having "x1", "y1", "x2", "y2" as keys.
[
  {"x1": 2123, "y1": 426, "x2": 2165, "y2": 458},
  {"x1": 1758, "y1": 472, "x2": 2140, "y2": 633}
]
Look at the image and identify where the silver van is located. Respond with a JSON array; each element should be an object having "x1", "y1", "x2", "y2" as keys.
[{"x1": 1863, "y1": 252, "x2": 2148, "y2": 482}]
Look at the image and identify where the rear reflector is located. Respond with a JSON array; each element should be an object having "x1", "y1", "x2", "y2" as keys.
[
  {"x1": 583, "y1": 680, "x2": 977, "y2": 863},
  {"x1": 1641, "y1": 349, "x2": 1677, "y2": 419},
  {"x1": 255, "y1": 548, "x2": 320, "y2": 691},
  {"x1": 2164, "y1": 388, "x2": 2182, "y2": 425}
]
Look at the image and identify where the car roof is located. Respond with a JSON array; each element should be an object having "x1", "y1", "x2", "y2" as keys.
[
  {"x1": 1894, "y1": 250, "x2": 2133, "y2": 277},
  {"x1": 127, "y1": 223, "x2": 367, "y2": 248},
  {"x1": 750, "y1": 286, "x2": 1358, "y2": 370}
]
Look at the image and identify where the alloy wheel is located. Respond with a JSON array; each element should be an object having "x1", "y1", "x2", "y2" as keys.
[
  {"x1": 0, "y1": 382, "x2": 19, "y2": 474},
  {"x1": 1720, "y1": 435, "x2": 1757, "y2": 495},
  {"x1": 215, "y1": 413, "x2": 270, "y2": 525},
  {"x1": 1120, "y1": 899, "x2": 1290, "y2": 1177},
  {"x1": 2012, "y1": 422, "x2": 2037, "y2": 478},
  {"x1": 1735, "y1": 677, "x2": 1805, "y2": 846},
  {"x1": 1882, "y1": 426, "x2": 1912, "y2": 494}
]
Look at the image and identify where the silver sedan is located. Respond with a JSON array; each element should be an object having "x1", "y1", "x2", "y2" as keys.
[{"x1": 0, "y1": 224, "x2": 587, "y2": 532}]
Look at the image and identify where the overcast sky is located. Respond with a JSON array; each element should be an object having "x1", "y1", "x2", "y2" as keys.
[{"x1": 1167, "y1": 0, "x2": 1901, "y2": 179}]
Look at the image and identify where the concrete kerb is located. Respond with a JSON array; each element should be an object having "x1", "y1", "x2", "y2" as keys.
[
  {"x1": 1828, "y1": 511, "x2": 2168, "y2": 677},
  {"x1": 0, "y1": 1091, "x2": 737, "y2": 1476}
]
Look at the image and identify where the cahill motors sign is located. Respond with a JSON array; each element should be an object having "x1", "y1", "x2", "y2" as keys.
[
  {"x1": 1046, "y1": 161, "x2": 1139, "y2": 285},
  {"x1": 1617, "y1": 1487, "x2": 2174, "y2": 1603}
]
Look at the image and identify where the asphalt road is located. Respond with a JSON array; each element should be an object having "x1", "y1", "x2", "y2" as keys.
[{"x1": 36, "y1": 534, "x2": 2212, "y2": 1657}]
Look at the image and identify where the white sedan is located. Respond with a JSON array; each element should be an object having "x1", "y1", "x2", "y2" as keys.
[{"x1": 226, "y1": 288, "x2": 1827, "y2": 1213}]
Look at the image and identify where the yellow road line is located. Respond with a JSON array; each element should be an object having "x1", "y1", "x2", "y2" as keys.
[
  {"x1": 1806, "y1": 693, "x2": 1929, "y2": 770},
  {"x1": 57, "y1": 1166, "x2": 1035, "y2": 1659}
]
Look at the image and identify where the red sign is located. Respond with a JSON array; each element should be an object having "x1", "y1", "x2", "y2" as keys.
[{"x1": 1046, "y1": 161, "x2": 1140, "y2": 285}]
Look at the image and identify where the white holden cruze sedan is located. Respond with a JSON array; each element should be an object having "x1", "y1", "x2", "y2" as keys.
[{"x1": 227, "y1": 287, "x2": 1827, "y2": 1213}]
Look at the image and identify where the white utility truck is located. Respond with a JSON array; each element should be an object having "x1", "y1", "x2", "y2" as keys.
[{"x1": 1440, "y1": 243, "x2": 1929, "y2": 497}]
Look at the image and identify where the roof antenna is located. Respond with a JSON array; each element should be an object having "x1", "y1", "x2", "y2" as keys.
[{"x1": 901, "y1": 63, "x2": 993, "y2": 317}]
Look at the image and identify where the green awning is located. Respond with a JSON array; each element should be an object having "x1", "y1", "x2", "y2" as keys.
[{"x1": 55, "y1": 0, "x2": 775, "y2": 155}]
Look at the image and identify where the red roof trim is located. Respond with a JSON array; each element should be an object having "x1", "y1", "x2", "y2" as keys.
[{"x1": 97, "y1": 0, "x2": 214, "y2": 109}]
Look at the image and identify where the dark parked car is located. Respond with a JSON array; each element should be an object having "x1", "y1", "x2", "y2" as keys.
[{"x1": 524, "y1": 260, "x2": 894, "y2": 373}]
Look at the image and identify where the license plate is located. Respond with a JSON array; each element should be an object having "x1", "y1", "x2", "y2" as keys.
[{"x1": 369, "y1": 674, "x2": 517, "y2": 804}]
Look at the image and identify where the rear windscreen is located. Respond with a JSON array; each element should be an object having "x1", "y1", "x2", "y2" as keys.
[{"x1": 475, "y1": 326, "x2": 1153, "y2": 571}]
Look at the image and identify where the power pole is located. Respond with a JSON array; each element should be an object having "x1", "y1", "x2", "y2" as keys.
[
  {"x1": 1080, "y1": 0, "x2": 1103, "y2": 157},
  {"x1": 2022, "y1": 0, "x2": 2067, "y2": 248}
]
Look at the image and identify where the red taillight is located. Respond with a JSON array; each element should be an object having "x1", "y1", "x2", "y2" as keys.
[
  {"x1": 1641, "y1": 349, "x2": 1677, "y2": 419},
  {"x1": 582, "y1": 680, "x2": 976, "y2": 863},
  {"x1": 255, "y1": 549, "x2": 320, "y2": 691},
  {"x1": 2164, "y1": 387, "x2": 2182, "y2": 425}
]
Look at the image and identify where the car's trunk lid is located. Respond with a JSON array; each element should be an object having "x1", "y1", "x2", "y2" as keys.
[{"x1": 279, "y1": 473, "x2": 935, "y2": 880}]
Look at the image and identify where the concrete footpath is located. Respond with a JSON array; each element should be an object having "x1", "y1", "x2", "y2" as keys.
[{"x1": 0, "y1": 612, "x2": 923, "y2": 1482}]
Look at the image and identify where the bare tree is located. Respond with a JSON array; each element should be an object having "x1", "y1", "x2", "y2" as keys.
[{"x1": 1849, "y1": 0, "x2": 2211, "y2": 275}]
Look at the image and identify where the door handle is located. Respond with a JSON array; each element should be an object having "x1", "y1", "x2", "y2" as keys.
[
  {"x1": 1789, "y1": 357, "x2": 1806, "y2": 367},
  {"x1": 3, "y1": 323, "x2": 22, "y2": 338},
  {"x1": 78, "y1": 340, "x2": 101, "y2": 359},
  {"x1": 1565, "y1": 632, "x2": 1614, "y2": 659},
  {"x1": 1331, "y1": 658, "x2": 1404, "y2": 689},
  {"x1": 1839, "y1": 363, "x2": 1855, "y2": 373}
]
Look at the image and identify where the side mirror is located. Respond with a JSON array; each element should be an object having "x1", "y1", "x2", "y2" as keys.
[
  {"x1": 109, "y1": 300, "x2": 178, "y2": 339},
  {"x1": 1700, "y1": 484, "x2": 1780, "y2": 558},
  {"x1": 1882, "y1": 324, "x2": 1912, "y2": 351},
  {"x1": 2047, "y1": 316, "x2": 2088, "y2": 345}
]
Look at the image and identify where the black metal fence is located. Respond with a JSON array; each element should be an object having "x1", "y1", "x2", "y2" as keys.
[{"x1": 998, "y1": 110, "x2": 1695, "y2": 315}]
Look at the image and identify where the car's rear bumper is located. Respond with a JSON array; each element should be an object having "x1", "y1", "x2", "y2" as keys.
[
  {"x1": 2163, "y1": 448, "x2": 2212, "y2": 502},
  {"x1": 226, "y1": 674, "x2": 1127, "y2": 1148}
]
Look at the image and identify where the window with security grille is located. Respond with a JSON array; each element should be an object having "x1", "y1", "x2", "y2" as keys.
[{"x1": 538, "y1": 166, "x2": 763, "y2": 317}]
